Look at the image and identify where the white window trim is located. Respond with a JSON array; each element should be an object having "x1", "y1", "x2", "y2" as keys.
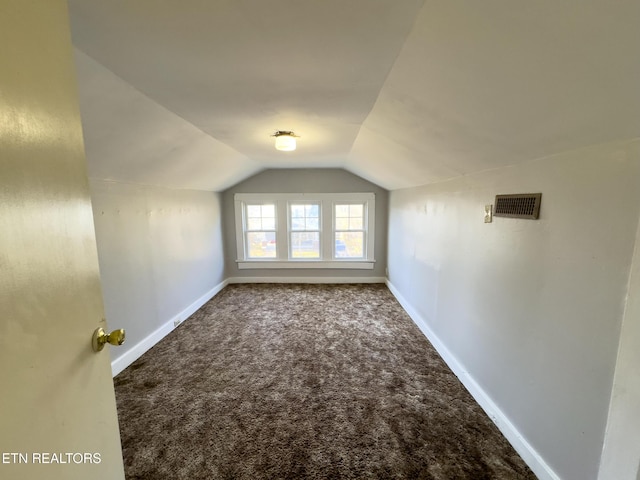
[
  {"x1": 288, "y1": 201, "x2": 322, "y2": 259},
  {"x1": 244, "y1": 203, "x2": 277, "y2": 260},
  {"x1": 234, "y1": 193, "x2": 375, "y2": 269},
  {"x1": 333, "y1": 201, "x2": 368, "y2": 260}
]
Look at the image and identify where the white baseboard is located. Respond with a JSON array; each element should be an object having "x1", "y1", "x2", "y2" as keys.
[
  {"x1": 112, "y1": 276, "x2": 557, "y2": 476},
  {"x1": 176, "y1": 279, "x2": 228, "y2": 325},
  {"x1": 111, "y1": 276, "x2": 381, "y2": 376},
  {"x1": 110, "y1": 318, "x2": 174, "y2": 378},
  {"x1": 385, "y1": 279, "x2": 561, "y2": 480},
  {"x1": 111, "y1": 279, "x2": 228, "y2": 376},
  {"x1": 227, "y1": 276, "x2": 386, "y2": 284}
]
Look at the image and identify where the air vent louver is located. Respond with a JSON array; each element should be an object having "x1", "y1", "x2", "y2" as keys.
[{"x1": 494, "y1": 193, "x2": 541, "y2": 219}]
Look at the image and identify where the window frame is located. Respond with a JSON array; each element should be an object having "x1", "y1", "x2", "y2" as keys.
[
  {"x1": 234, "y1": 193, "x2": 375, "y2": 270},
  {"x1": 288, "y1": 201, "x2": 322, "y2": 260},
  {"x1": 243, "y1": 203, "x2": 278, "y2": 260},
  {"x1": 333, "y1": 202, "x2": 367, "y2": 260}
]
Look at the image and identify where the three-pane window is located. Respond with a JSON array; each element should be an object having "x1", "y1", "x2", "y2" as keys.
[{"x1": 235, "y1": 193, "x2": 375, "y2": 268}]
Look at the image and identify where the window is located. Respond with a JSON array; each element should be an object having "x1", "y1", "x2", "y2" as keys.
[
  {"x1": 290, "y1": 203, "x2": 320, "y2": 258},
  {"x1": 334, "y1": 203, "x2": 365, "y2": 259},
  {"x1": 234, "y1": 193, "x2": 375, "y2": 269},
  {"x1": 245, "y1": 204, "x2": 276, "y2": 259}
]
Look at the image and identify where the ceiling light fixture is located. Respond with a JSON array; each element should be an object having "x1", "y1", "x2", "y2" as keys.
[{"x1": 272, "y1": 130, "x2": 298, "y2": 151}]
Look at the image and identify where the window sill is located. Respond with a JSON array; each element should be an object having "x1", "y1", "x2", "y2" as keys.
[{"x1": 236, "y1": 260, "x2": 375, "y2": 270}]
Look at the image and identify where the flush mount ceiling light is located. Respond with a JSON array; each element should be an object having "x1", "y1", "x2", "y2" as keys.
[{"x1": 272, "y1": 130, "x2": 299, "y2": 151}]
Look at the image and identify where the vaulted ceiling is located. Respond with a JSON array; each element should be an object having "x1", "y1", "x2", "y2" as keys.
[{"x1": 68, "y1": 0, "x2": 640, "y2": 191}]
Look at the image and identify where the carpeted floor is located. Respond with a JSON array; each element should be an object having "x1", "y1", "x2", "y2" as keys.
[{"x1": 114, "y1": 284, "x2": 537, "y2": 479}]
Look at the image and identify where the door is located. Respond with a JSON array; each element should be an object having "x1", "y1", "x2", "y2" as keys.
[{"x1": 0, "y1": 2, "x2": 125, "y2": 480}]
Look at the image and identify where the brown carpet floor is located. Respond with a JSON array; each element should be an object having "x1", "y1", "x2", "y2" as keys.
[{"x1": 114, "y1": 284, "x2": 537, "y2": 479}]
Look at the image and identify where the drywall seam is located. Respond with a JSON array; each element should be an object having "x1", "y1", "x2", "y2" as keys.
[
  {"x1": 386, "y1": 279, "x2": 562, "y2": 480},
  {"x1": 111, "y1": 279, "x2": 228, "y2": 376}
]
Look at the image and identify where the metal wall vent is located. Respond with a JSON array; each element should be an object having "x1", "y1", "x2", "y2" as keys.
[{"x1": 494, "y1": 193, "x2": 542, "y2": 219}]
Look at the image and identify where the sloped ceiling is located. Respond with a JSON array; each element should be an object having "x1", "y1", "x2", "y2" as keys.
[{"x1": 68, "y1": 0, "x2": 640, "y2": 191}]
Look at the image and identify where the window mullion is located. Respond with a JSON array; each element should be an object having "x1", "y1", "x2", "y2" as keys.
[
  {"x1": 322, "y1": 201, "x2": 333, "y2": 259},
  {"x1": 287, "y1": 200, "x2": 295, "y2": 260},
  {"x1": 276, "y1": 200, "x2": 288, "y2": 260}
]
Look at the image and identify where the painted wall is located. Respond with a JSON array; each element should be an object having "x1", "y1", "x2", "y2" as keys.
[
  {"x1": 387, "y1": 139, "x2": 640, "y2": 480},
  {"x1": 599, "y1": 208, "x2": 640, "y2": 480},
  {"x1": 90, "y1": 180, "x2": 225, "y2": 367},
  {"x1": 221, "y1": 169, "x2": 388, "y2": 280}
]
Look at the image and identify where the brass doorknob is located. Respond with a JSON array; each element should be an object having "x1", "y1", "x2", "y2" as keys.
[{"x1": 92, "y1": 327, "x2": 126, "y2": 352}]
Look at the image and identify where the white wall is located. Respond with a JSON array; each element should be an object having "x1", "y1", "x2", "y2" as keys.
[
  {"x1": 74, "y1": 49, "x2": 260, "y2": 193},
  {"x1": 90, "y1": 180, "x2": 226, "y2": 371},
  {"x1": 599, "y1": 198, "x2": 640, "y2": 480},
  {"x1": 387, "y1": 139, "x2": 640, "y2": 480}
]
